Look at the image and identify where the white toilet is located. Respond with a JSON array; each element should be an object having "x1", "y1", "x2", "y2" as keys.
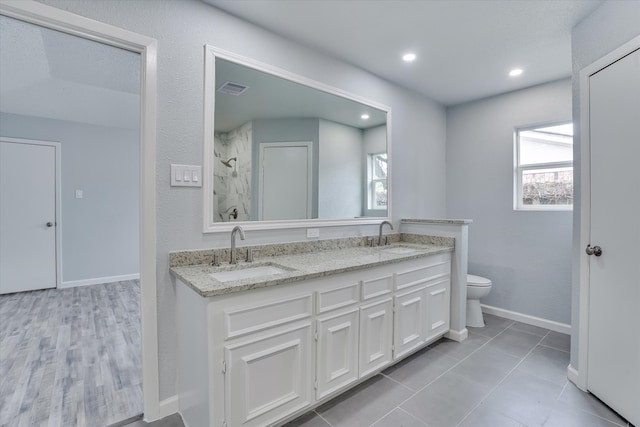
[{"x1": 466, "y1": 274, "x2": 492, "y2": 327}]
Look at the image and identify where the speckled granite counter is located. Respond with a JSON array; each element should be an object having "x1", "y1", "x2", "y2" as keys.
[{"x1": 170, "y1": 239, "x2": 453, "y2": 298}]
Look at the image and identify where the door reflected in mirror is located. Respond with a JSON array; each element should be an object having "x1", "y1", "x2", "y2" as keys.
[{"x1": 204, "y1": 46, "x2": 391, "y2": 230}]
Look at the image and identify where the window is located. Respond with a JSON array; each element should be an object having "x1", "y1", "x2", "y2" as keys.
[
  {"x1": 514, "y1": 123, "x2": 573, "y2": 210},
  {"x1": 368, "y1": 152, "x2": 388, "y2": 210}
]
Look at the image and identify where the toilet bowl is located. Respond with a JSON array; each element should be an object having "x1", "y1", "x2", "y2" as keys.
[{"x1": 466, "y1": 274, "x2": 492, "y2": 327}]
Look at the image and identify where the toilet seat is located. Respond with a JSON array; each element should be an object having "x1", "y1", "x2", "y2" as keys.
[{"x1": 467, "y1": 274, "x2": 492, "y2": 287}]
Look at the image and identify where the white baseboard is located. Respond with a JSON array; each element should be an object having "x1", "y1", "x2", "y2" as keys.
[
  {"x1": 60, "y1": 273, "x2": 140, "y2": 289},
  {"x1": 481, "y1": 304, "x2": 571, "y2": 335},
  {"x1": 445, "y1": 328, "x2": 468, "y2": 342},
  {"x1": 567, "y1": 364, "x2": 581, "y2": 387},
  {"x1": 157, "y1": 395, "x2": 179, "y2": 419}
]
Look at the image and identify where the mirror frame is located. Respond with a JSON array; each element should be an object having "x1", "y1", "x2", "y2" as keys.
[{"x1": 203, "y1": 45, "x2": 392, "y2": 232}]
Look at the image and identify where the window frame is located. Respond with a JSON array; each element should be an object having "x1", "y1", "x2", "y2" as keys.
[
  {"x1": 514, "y1": 122, "x2": 574, "y2": 211},
  {"x1": 367, "y1": 152, "x2": 388, "y2": 212}
]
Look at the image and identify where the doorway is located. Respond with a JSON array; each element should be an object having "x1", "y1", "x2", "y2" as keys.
[
  {"x1": 0, "y1": 1, "x2": 159, "y2": 423},
  {"x1": 578, "y1": 37, "x2": 640, "y2": 426}
]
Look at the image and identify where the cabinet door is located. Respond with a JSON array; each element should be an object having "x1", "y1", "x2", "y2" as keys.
[
  {"x1": 224, "y1": 323, "x2": 313, "y2": 427},
  {"x1": 394, "y1": 286, "x2": 426, "y2": 360},
  {"x1": 359, "y1": 298, "x2": 393, "y2": 377},
  {"x1": 316, "y1": 308, "x2": 359, "y2": 399},
  {"x1": 426, "y1": 278, "x2": 450, "y2": 341}
]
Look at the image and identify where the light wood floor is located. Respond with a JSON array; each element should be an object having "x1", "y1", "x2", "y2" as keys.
[{"x1": 0, "y1": 281, "x2": 142, "y2": 427}]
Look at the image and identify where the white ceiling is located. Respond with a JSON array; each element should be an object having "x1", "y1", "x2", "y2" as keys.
[
  {"x1": 206, "y1": 0, "x2": 605, "y2": 106},
  {"x1": 0, "y1": 15, "x2": 140, "y2": 130},
  {"x1": 215, "y1": 58, "x2": 387, "y2": 132}
]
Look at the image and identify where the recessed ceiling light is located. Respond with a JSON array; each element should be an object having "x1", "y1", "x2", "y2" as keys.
[
  {"x1": 361, "y1": 114, "x2": 370, "y2": 120},
  {"x1": 402, "y1": 53, "x2": 417, "y2": 62},
  {"x1": 509, "y1": 68, "x2": 523, "y2": 77}
]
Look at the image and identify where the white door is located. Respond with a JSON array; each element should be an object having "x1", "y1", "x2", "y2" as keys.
[
  {"x1": 0, "y1": 139, "x2": 59, "y2": 294},
  {"x1": 393, "y1": 286, "x2": 426, "y2": 360},
  {"x1": 259, "y1": 142, "x2": 312, "y2": 220},
  {"x1": 587, "y1": 47, "x2": 640, "y2": 426},
  {"x1": 316, "y1": 308, "x2": 359, "y2": 399},
  {"x1": 426, "y1": 278, "x2": 450, "y2": 341},
  {"x1": 359, "y1": 298, "x2": 393, "y2": 377}
]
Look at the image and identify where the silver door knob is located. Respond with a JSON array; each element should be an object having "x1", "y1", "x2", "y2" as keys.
[
  {"x1": 46, "y1": 222, "x2": 54, "y2": 227},
  {"x1": 586, "y1": 244, "x2": 602, "y2": 257}
]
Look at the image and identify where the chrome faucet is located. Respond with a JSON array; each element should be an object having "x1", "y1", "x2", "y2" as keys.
[
  {"x1": 378, "y1": 220, "x2": 393, "y2": 246},
  {"x1": 230, "y1": 225, "x2": 246, "y2": 264}
]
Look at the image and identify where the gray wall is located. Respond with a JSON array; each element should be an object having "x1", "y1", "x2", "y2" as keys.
[
  {"x1": 35, "y1": 0, "x2": 447, "y2": 399},
  {"x1": 0, "y1": 112, "x2": 139, "y2": 283},
  {"x1": 318, "y1": 120, "x2": 363, "y2": 219},
  {"x1": 570, "y1": 1, "x2": 640, "y2": 370},
  {"x1": 446, "y1": 79, "x2": 573, "y2": 324}
]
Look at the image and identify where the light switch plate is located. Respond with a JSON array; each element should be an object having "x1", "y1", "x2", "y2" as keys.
[
  {"x1": 171, "y1": 164, "x2": 202, "y2": 187},
  {"x1": 306, "y1": 228, "x2": 320, "y2": 238}
]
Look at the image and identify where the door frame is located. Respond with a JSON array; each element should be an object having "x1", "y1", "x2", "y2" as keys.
[
  {"x1": 574, "y1": 34, "x2": 640, "y2": 391},
  {"x1": 0, "y1": 1, "x2": 161, "y2": 421},
  {"x1": 258, "y1": 141, "x2": 313, "y2": 220},
  {"x1": 0, "y1": 137, "x2": 62, "y2": 290}
]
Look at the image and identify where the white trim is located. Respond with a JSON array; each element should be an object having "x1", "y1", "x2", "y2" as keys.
[
  {"x1": 577, "y1": 34, "x2": 640, "y2": 393},
  {"x1": 567, "y1": 365, "x2": 584, "y2": 390},
  {"x1": 513, "y1": 121, "x2": 574, "y2": 211},
  {"x1": 202, "y1": 44, "x2": 392, "y2": 233},
  {"x1": 0, "y1": 137, "x2": 62, "y2": 290},
  {"x1": 61, "y1": 274, "x2": 140, "y2": 289},
  {"x1": 0, "y1": 1, "x2": 161, "y2": 421},
  {"x1": 158, "y1": 395, "x2": 180, "y2": 419},
  {"x1": 445, "y1": 328, "x2": 468, "y2": 342},
  {"x1": 481, "y1": 304, "x2": 571, "y2": 335}
]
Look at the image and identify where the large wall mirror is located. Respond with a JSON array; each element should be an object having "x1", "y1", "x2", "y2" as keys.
[{"x1": 203, "y1": 46, "x2": 391, "y2": 232}]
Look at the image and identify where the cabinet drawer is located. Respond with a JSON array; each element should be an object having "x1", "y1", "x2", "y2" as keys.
[
  {"x1": 224, "y1": 294, "x2": 313, "y2": 340},
  {"x1": 361, "y1": 275, "x2": 393, "y2": 301},
  {"x1": 395, "y1": 256, "x2": 450, "y2": 290},
  {"x1": 316, "y1": 282, "x2": 360, "y2": 314}
]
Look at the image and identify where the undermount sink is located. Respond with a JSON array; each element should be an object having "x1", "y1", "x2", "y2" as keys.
[
  {"x1": 210, "y1": 263, "x2": 292, "y2": 282},
  {"x1": 377, "y1": 246, "x2": 421, "y2": 255}
]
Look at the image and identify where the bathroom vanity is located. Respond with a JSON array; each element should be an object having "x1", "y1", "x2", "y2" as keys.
[{"x1": 172, "y1": 238, "x2": 455, "y2": 427}]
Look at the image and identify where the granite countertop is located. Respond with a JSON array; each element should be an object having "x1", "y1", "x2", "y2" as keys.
[{"x1": 170, "y1": 242, "x2": 453, "y2": 298}]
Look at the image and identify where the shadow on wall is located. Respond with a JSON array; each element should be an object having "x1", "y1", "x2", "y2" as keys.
[{"x1": 467, "y1": 262, "x2": 518, "y2": 307}]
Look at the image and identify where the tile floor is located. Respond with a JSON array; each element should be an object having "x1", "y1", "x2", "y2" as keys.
[
  {"x1": 285, "y1": 314, "x2": 633, "y2": 427},
  {"x1": 124, "y1": 314, "x2": 634, "y2": 427}
]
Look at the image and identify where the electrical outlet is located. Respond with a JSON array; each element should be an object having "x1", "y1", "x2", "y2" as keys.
[{"x1": 306, "y1": 228, "x2": 320, "y2": 238}]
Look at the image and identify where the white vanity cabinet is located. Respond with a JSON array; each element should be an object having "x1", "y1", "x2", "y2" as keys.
[
  {"x1": 221, "y1": 294, "x2": 315, "y2": 427},
  {"x1": 176, "y1": 251, "x2": 451, "y2": 427}
]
